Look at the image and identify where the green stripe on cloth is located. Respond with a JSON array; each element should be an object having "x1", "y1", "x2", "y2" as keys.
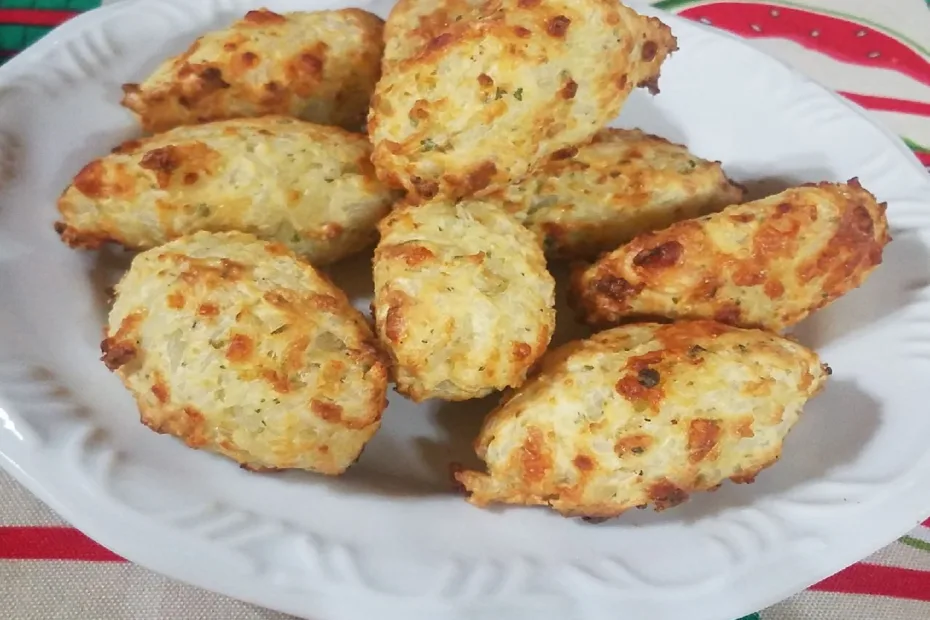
[
  {"x1": 737, "y1": 614, "x2": 762, "y2": 620},
  {"x1": 0, "y1": 0, "x2": 102, "y2": 64},
  {"x1": 23, "y1": 24, "x2": 52, "y2": 47},
  {"x1": 0, "y1": 26, "x2": 49, "y2": 62},
  {"x1": 901, "y1": 536, "x2": 930, "y2": 553},
  {"x1": 903, "y1": 137, "x2": 930, "y2": 155},
  {"x1": 1, "y1": 0, "x2": 99, "y2": 10},
  {"x1": 0, "y1": 25, "x2": 29, "y2": 51}
]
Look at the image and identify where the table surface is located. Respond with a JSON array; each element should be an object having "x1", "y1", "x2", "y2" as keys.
[{"x1": 1, "y1": 0, "x2": 929, "y2": 619}]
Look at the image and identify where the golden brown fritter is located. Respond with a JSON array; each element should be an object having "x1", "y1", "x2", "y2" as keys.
[
  {"x1": 455, "y1": 321, "x2": 830, "y2": 518},
  {"x1": 103, "y1": 231, "x2": 388, "y2": 474},
  {"x1": 572, "y1": 180, "x2": 891, "y2": 331},
  {"x1": 490, "y1": 128, "x2": 745, "y2": 259},
  {"x1": 55, "y1": 116, "x2": 397, "y2": 265},
  {"x1": 383, "y1": 0, "x2": 486, "y2": 66},
  {"x1": 121, "y1": 9, "x2": 384, "y2": 133},
  {"x1": 369, "y1": 0, "x2": 676, "y2": 202},
  {"x1": 372, "y1": 198, "x2": 555, "y2": 402}
]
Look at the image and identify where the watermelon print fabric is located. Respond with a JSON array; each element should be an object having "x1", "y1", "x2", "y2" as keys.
[
  {"x1": 654, "y1": 0, "x2": 930, "y2": 169},
  {"x1": 0, "y1": 0, "x2": 98, "y2": 61},
  {"x1": 0, "y1": 1, "x2": 928, "y2": 619}
]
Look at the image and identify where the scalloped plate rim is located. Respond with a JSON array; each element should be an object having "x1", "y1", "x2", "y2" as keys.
[{"x1": 0, "y1": 1, "x2": 929, "y2": 620}]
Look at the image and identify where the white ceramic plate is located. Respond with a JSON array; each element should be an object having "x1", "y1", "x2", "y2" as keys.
[{"x1": 1, "y1": 1, "x2": 929, "y2": 619}]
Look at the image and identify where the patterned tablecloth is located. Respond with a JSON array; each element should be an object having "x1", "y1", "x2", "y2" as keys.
[{"x1": 0, "y1": 0, "x2": 928, "y2": 619}]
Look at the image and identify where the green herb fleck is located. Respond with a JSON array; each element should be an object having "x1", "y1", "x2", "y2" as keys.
[
  {"x1": 421, "y1": 138, "x2": 437, "y2": 151},
  {"x1": 513, "y1": 88, "x2": 523, "y2": 101},
  {"x1": 495, "y1": 87, "x2": 506, "y2": 100}
]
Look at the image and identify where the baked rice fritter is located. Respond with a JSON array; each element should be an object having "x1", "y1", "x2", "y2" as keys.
[
  {"x1": 454, "y1": 321, "x2": 829, "y2": 518},
  {"x1": 102, "y1": 231, "x2": 388, "y2": 474},
  {"x1": 372, "y1": 199, "x2": 555, "y2": 402},
  {"x1": 490, "y1": 128, "x2": 745, "y2": 259},
  {"x1": 369, "y1": 0, "x2": 677, "y2": 201},
  {"x1": 121, "y1": 8, "x2": 384, "y2": 133},
  {"x1": 572, "y1": 180, "x2": 891, "y2": 331},
  {"x1": 55, "y1": 116, "x2": 397, "y2": 265},
  {"x1": 383, "y1": 0, "x2": 486, "y2": 66}
]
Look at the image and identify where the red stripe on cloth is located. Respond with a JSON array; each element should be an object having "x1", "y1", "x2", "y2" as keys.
[
  {"x1": 917, "y1": 151, "x2": 930, "y2": 167},
  {"x1": 838, "y1": 92, "x2": 930, "y2": 118},
  {"x1": 0, "y1": 527, "x2": 124, "y2": 561},
  {"x1": 0, "y1": 9, "x2": 78, "y2": 28},
  {"x1": 812, "y1": 563, "x2": 930, "y2": 602},
  {"x1": 923, "y1": 517, "x2": 930, "y2": 527}
]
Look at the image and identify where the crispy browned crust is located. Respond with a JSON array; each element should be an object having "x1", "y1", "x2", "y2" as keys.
[
  {"x1": 55, "y1": 116, "x2": 395, "y2": 264},
  {"x1": 454, "y1": 321, "x2": 829, "y2": 518},
  {"x1": 121, "y1": 9, "x2": 385, "y2": 133},
  {"x1": 572, "y1": 180, "x2": 891, "y2": 331},
  {"x1": 104, "y1": 232, "x2": 389, "y2": 474},
  {"x1": 100, "y1": 337, "x2": 137, "y2": 371},
  {"x1": 485, "y1": 127, "x2": 746, "y2": 259},
  {"x1": 54, "y1": 220, "x2": 112, "y2": 250},
  {"x1": 370, "y1": 0, "x2": 677, "y2": 202},
  {"x1": 371, "y1": 199, "x2": 555, "y2": 401}
]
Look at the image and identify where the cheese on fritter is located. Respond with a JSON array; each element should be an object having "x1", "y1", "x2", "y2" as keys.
[
  {"x1": 455, "y1": 321, "x2": 830, "y2": 518},
  {"x1": 572, "y1": 180, "x2": 891, "y2": 331},
  {"x1": 383, "y1": 0, "x2": 486, "y2": 66},
  {"x1": 369, "y1": 0, "x2": 677, "y2": 201},
  {"x1": 55, "y1": 116, "x2": 397, "y2": 265},
  {"x1": 102, "y1": 231, "x2": 388, "y2": 474},
  {"x1": 372, "y1": 198, "x2": 555, "y2": 401},
  {"x1": 121, "y1": 9, "x2": 384, "y2": 133},
  {"x1": 491, "y1": 128, "x2": 745, "y2": 259}
]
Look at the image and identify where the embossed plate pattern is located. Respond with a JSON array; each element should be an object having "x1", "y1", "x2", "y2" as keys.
[{"x1": 0, "y1": 1, "x2": 929, "y2": 619}]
